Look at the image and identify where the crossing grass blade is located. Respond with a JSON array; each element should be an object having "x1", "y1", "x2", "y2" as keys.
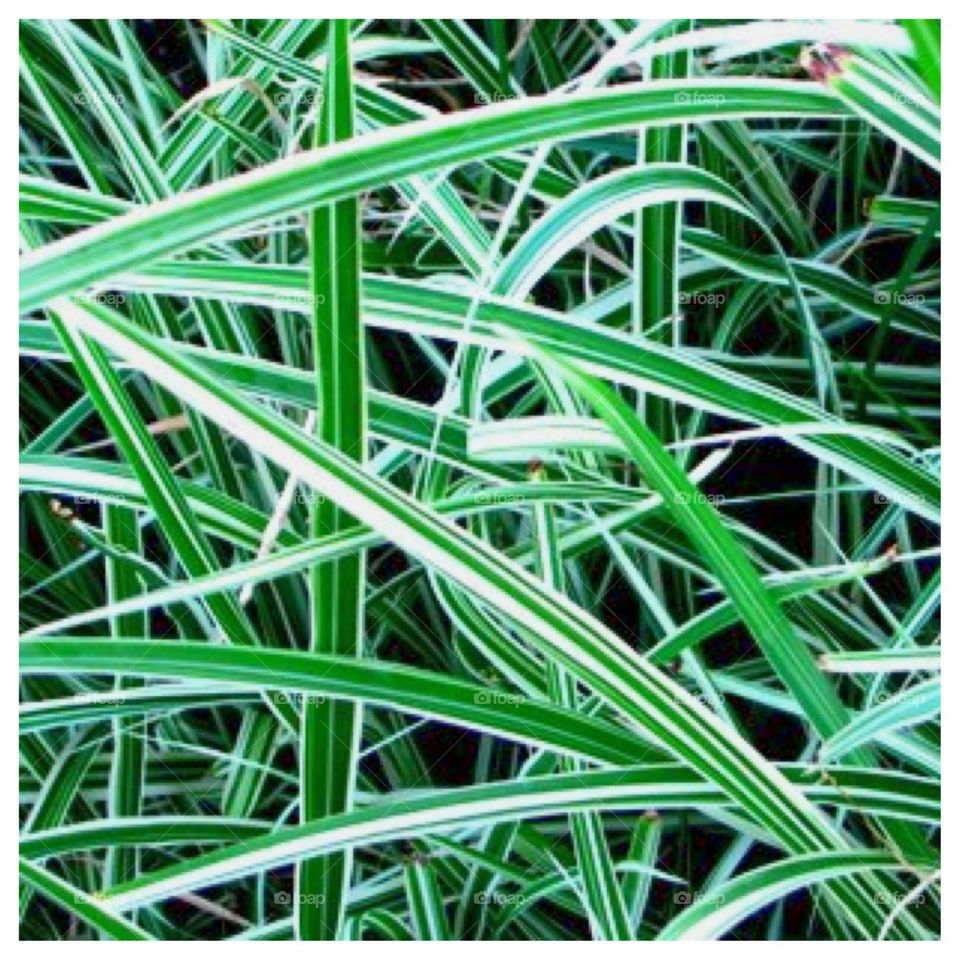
[{"x1": 297, "y1": 20, "x2": 364, "y2": 941}]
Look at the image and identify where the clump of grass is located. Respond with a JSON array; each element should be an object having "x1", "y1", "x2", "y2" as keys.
[{"x1": 19, "y1": 18, "x2": 940, "y2": 941}]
